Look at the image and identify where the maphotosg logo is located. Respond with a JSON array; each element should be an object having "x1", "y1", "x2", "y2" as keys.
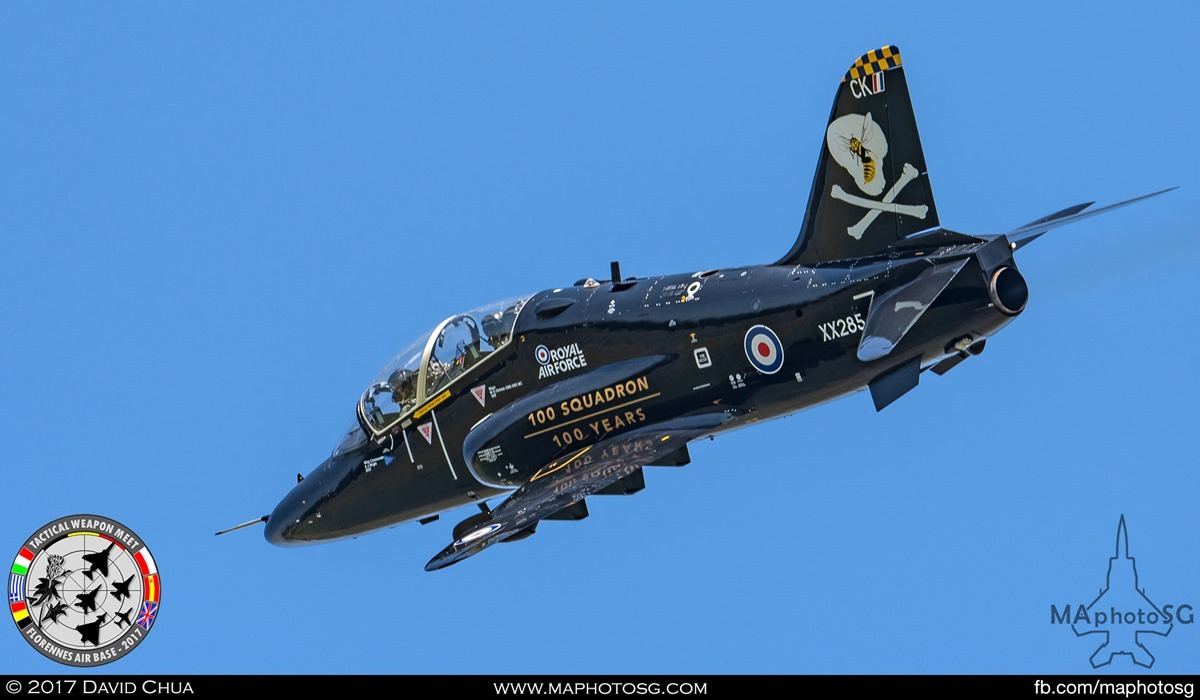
[
  {"x1": 1050, "y1": 515, "x2": 1192, "y2": 668},
  {"x1": 9, "y1": 514, "x2": 160, "y2": 666}
]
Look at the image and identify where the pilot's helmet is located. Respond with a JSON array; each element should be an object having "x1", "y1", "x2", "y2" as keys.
[{"x1": 387, "y1": 368, "x2": 416, "y2": 400}]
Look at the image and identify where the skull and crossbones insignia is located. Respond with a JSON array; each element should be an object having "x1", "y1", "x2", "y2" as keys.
[{"x1": 826, "y1": 112, "x2": 928, "y2": 239}]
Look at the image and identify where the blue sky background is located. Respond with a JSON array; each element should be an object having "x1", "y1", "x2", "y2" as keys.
[{"x1": 3, "y1": 2, "x2": 1197, "y2": 674}]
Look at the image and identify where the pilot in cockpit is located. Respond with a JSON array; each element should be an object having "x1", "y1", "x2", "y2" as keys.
[
  {"x1": 441, "y1": 316, "x2": 486, "y2": 382},
  {"x1": 482, "y1": 303, "x2": 520, "y2": 347},
  {"x1": 386, "y1": 368, "x2": 418, "y2": 411}
]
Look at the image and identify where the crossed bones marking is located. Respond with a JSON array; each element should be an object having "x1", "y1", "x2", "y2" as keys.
[{"x1": 831, "y1": 162, "x2": 928, "y2": 240}]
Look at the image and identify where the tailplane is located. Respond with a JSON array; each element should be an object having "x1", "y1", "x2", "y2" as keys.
[
  {"x1": 1005, "y1": 187, "x2": 1177, "y2": 250},
  {"x1": 777, "y1": 46, "x2": 939, "y2": 266}
]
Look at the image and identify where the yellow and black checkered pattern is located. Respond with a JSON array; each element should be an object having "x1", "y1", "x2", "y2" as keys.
[{"x1": 843, "y1": 45, "x2": 902, "y2": 82}]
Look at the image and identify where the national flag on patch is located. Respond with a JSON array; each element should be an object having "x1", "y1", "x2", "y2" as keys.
[
  {"x1": 134, "y1": 548, "x2": 157, "y2": 577},
  {"x1": 869, "y1": 70, "x2": 885, "y2": 95},
  {"x1": 143, "y1": 574, "x2": 159, "y2": 603},
  {"x1": 11, "y1": 601, "x2": 31, "y2": 630},
  {"x1": 11, "y1": 547, "x2": 33, "y2": 576},
  {"x1": 8, "y1": 573, "x2": 24, "y2": 603},
  {"x1": 136, "y1": 601, "x2": 158, "y2": 630}
]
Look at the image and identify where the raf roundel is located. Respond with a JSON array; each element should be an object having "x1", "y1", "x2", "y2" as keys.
[
  {"x1": 534, "y1": 345, "x2": 550, "y2": 365},
  {"x1": 744, "y1": 324, "x2": 785, "y2": 374}
]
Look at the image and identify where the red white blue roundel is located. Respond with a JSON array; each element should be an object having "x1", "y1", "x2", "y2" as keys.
[
  {"x1": 535, "y1": 345, "x2": 550, "y2": 365},
  {"x1": 744, "y1": 324, "x2": 784, "y2": 374}
]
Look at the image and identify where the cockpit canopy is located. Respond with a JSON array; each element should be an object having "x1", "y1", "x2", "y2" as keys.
[{"x1": 346, "y1": 295, "x2": 529, "y2": 446}]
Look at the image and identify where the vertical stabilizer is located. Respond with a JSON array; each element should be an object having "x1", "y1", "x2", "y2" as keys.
[{"x1": 777, "y1": 46, "x2": 939, "y2": 266}]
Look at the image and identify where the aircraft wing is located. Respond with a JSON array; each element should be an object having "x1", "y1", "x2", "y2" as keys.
[{"x1": 425, "y1": 413, "x2": 729, "y2": 571}]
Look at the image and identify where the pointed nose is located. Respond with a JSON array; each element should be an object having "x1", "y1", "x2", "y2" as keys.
[
  {"x1": 264, "y1": 488, "x2": 308, "y2": 546},
  {"x1": 264, "y1": 454, "x2": 354, "y2": 546},
  {"x1": 264, "y1": 466, "x2": 330, "y2": 546}
]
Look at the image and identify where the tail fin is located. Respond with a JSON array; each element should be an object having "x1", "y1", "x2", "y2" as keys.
[{"x1": 776, "y1": 46, "x2": 939, "y2": 266}]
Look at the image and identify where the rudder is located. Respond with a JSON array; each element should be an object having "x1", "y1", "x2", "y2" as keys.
[{"x1": 777, "y1": 46, "x2": 939, "y2": 266}]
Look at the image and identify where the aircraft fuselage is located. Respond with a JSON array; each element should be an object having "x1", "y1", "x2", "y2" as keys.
[
  {"x1": 266, "y1": 250, "x2": 1016, "y2": 546},
  {"x1": 247, "y1": 43, "x2": 1169, "y2": 571}
]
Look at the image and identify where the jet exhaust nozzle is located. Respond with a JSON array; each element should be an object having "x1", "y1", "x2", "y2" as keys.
[{"x1": 988, "y1": 266, "x2": 1028, "y2": 316}]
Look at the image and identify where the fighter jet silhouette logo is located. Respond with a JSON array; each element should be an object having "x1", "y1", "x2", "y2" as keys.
[
  {"x1": 1072, "y1": 516, "x2": 1172, "y2": 668},
  {"x1": 8, "y1": 514, "x2": 161, "y2": 667}
]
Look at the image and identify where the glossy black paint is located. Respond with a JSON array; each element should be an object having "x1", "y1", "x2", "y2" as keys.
[
  {"x1": 265, "y1": 250, "x2": 1014, "y2": 544},
  {"x1": 255, "y1": 45, "x2": 1171, "y2": 570}
]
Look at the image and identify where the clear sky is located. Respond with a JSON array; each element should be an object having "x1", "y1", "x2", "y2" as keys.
[{"x1": 3, "y1": 2, "x2": 1197, "y2": 674}]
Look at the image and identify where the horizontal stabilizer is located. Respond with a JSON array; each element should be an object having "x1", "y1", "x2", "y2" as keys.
[
  {"x1": 1015, "y1": 201, "x2": 1093, "y2": 230},
  {"x1": 1006, "y1": 188, "x2": 1176, "y2": 247},
  {"x1": 857, "y1": 258, "x2": 968, "y2": 362}
]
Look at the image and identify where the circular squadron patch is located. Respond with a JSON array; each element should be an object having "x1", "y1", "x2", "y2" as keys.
[
  {"x1": 8, "y1": 515, "x2": 160, "y2": 666},
  {"x1": 744, "y1": 324, "x2": 785, "y2": 374}
]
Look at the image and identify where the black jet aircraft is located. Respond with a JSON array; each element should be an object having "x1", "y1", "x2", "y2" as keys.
[
  {"x1": 219, "y1": 46, "x2": 1172, "y2": 571},
  {"x1": 113, "y1": 608, "x2": 132, "y2": 629},
  {"x1": 74, "y1": 585, "x2": 101, "y2": 614},
  {"x1": 110, "y1": 574, "x2": 135, "y2": 602},
  {"x1": 75, "y1": 614, "x2": 106, "y2": 646},
  {"x1": 81, "y1": 542, "x2": 113, "y2": 581}
]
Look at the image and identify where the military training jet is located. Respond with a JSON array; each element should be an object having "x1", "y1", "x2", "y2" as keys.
[{"x1": 218, "y1": 46, "x2": 1171, "y2": 571}]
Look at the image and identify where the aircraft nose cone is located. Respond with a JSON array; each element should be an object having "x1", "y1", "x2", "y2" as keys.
[
  {"x1": 264, "y1": 492, "x2": 306, "y2": 546},
  {"x1": 264, "y1": 455, "x2": 347, "y2": 546},
  {"x1": 264, "y1": 474, "x2": 325, "y2": 546}
]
